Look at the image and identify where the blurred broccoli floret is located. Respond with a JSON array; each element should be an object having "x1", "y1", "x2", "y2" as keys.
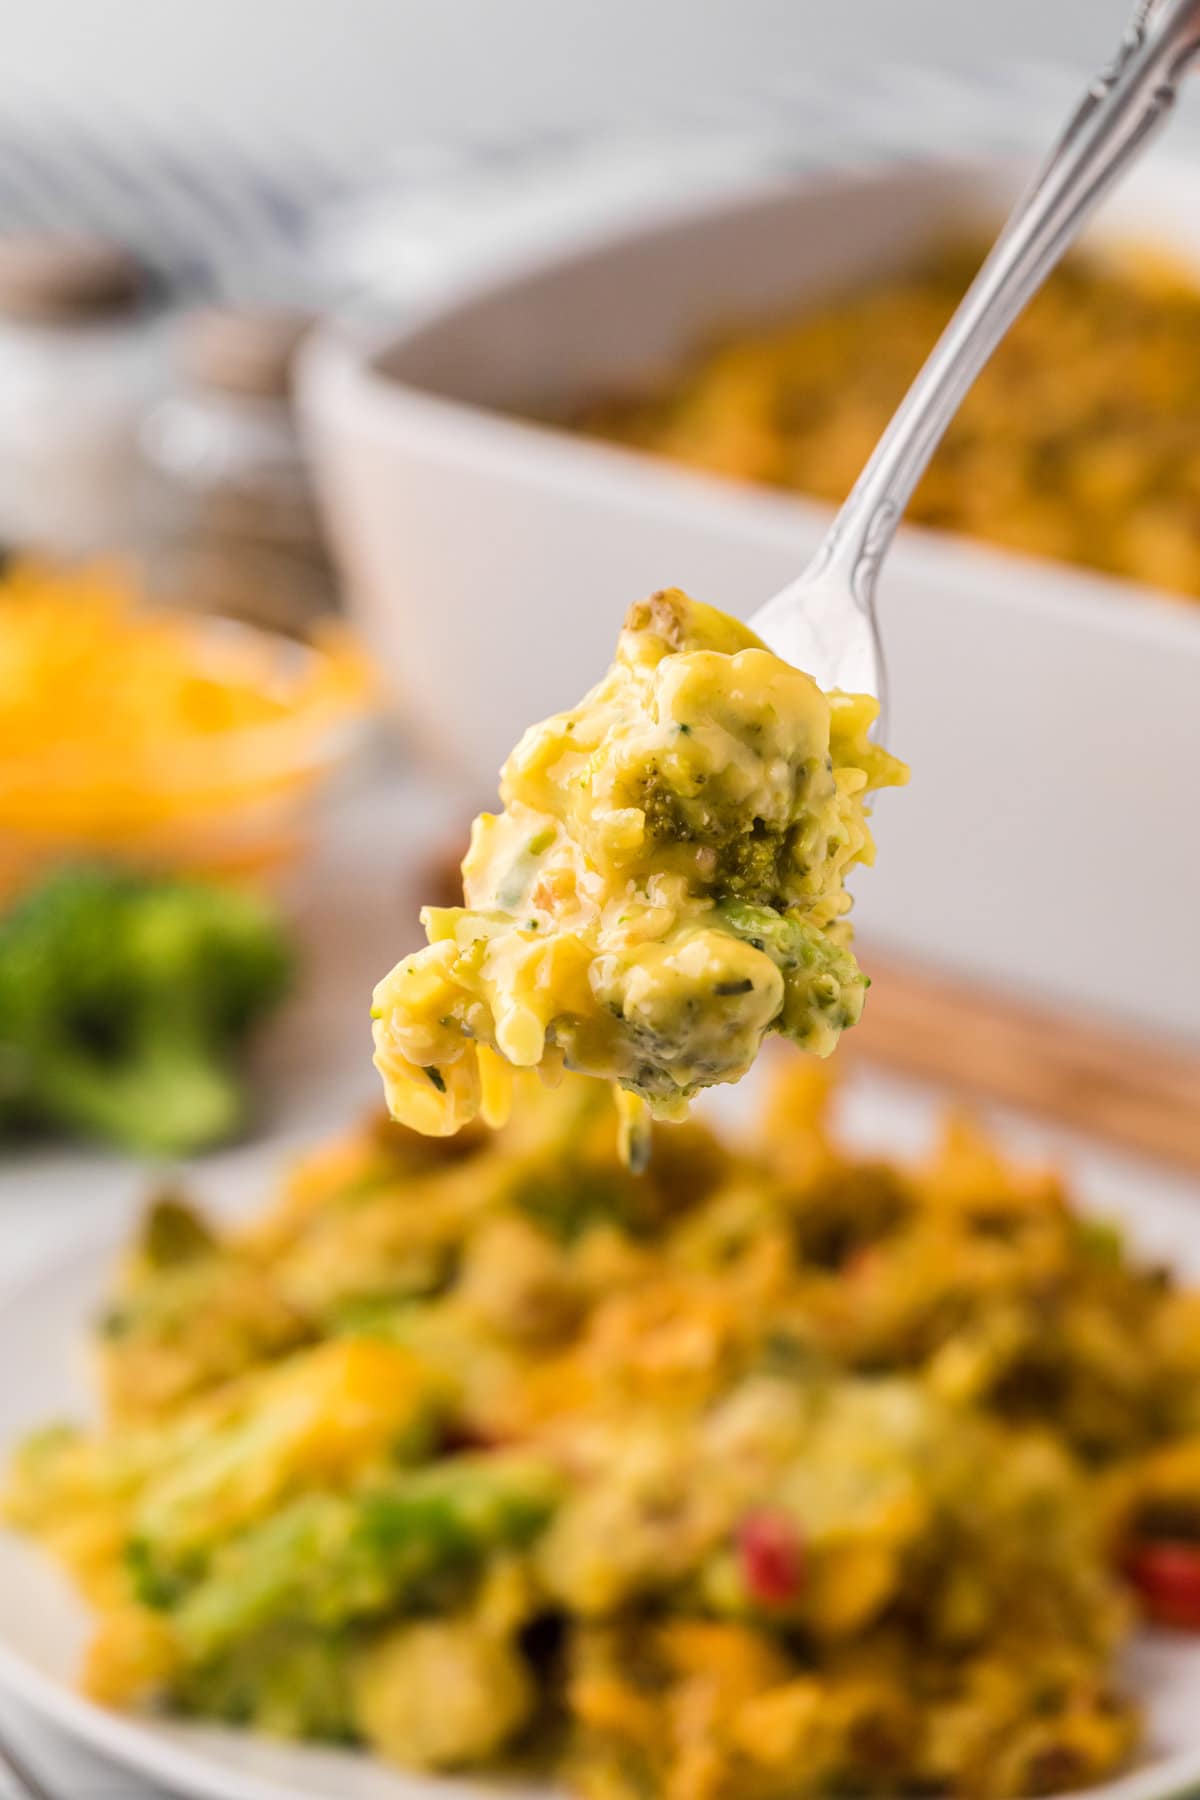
[
  {"x1": 0, "y1": 865, "x2": 293, "y2": 1156},
  {"x1": 156, "y1": 1452, "x2": 561, "y2": 1659},
  {"x1": 175, "y1": 1625, "x2": 357, "y2": 1741}
]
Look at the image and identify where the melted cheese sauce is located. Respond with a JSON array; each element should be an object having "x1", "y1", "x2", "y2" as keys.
[{"x1": 373, "y1": 591, "x2": 906, "y2": 1159}]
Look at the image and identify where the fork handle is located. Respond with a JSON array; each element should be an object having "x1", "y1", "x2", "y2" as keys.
[{"x1": 807, "y1": 0, "x2": 1200, "y2": 613}]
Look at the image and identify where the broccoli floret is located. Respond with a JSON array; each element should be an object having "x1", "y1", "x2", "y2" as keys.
[
  {"x1": 166, "y1": 1453, "x2": 561, "y2": 1659},
  {"x1": 716, "y1": 899, "x2": 869, "y2": 1047},
  {"x1": 175, "y1": 1625, "x2": 357, "y2": 1742},
  {"x1": 638, "y1": 774, "x2": 801, "y2": 906},
  {"x1": 0, "y1": 865, "x2": 292, "y2": 1156}
]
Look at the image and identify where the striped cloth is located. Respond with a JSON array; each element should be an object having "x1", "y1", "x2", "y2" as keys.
[
  {"x1": 0, "y1": 87, "x2": 352, "y2": 301},
  {"x1": 0, "y1": 63, "x2": 1188, "y2": 307},
  {"x1": 309, "y1": 62, "x2": 1199, "y2": 311}
]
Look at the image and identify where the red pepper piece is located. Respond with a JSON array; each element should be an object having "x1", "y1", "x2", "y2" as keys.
[
  {"x1": 1124, "y1": 1540, "x2": 1200, "y2": 1629},
  {"x1": 738, "y1": 1509, "x2": 806, "y2": 1606}
]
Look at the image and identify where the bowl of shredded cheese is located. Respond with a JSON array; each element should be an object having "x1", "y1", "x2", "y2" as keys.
[{"x1": 0, "y1": 563, "x2": 374, "y2": 897}]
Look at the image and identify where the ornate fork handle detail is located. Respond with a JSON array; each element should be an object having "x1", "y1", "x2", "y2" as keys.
[{"x1": 814, "y1": 0, "x2": 1200, "y2": 623}]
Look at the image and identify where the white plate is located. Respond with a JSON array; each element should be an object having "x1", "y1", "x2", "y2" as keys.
[{"x1": 4, "y1": 1096, "x2": 1200, "y2": 1800}]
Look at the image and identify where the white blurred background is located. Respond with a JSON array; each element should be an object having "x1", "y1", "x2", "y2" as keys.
[{"x1": 0, "y1": 0, "x2": 1133, "y2": 157}]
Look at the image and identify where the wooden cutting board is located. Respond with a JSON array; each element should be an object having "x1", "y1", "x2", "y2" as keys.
[{"x1": 854, "y1": 951, "x2": 1200, "y2": 1174}]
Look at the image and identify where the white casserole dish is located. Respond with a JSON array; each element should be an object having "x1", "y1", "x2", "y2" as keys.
[{"x1": 300, "y1": 153, "x2": 1200, "y2": 1043}]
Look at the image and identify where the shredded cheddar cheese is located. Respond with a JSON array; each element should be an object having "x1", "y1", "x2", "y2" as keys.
[{"x1": 0, "y1": 563, "x2": 370, "y2": 890}]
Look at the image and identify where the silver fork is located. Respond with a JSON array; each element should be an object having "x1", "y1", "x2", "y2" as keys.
[{"x1": 749, "y1": 0, "x2": 1200, "y2": 719}]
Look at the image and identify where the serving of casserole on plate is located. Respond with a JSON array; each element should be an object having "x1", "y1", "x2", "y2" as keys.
[{"x1": 4, "y1": 1063, "x2": 1200, "y2": 1800}]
